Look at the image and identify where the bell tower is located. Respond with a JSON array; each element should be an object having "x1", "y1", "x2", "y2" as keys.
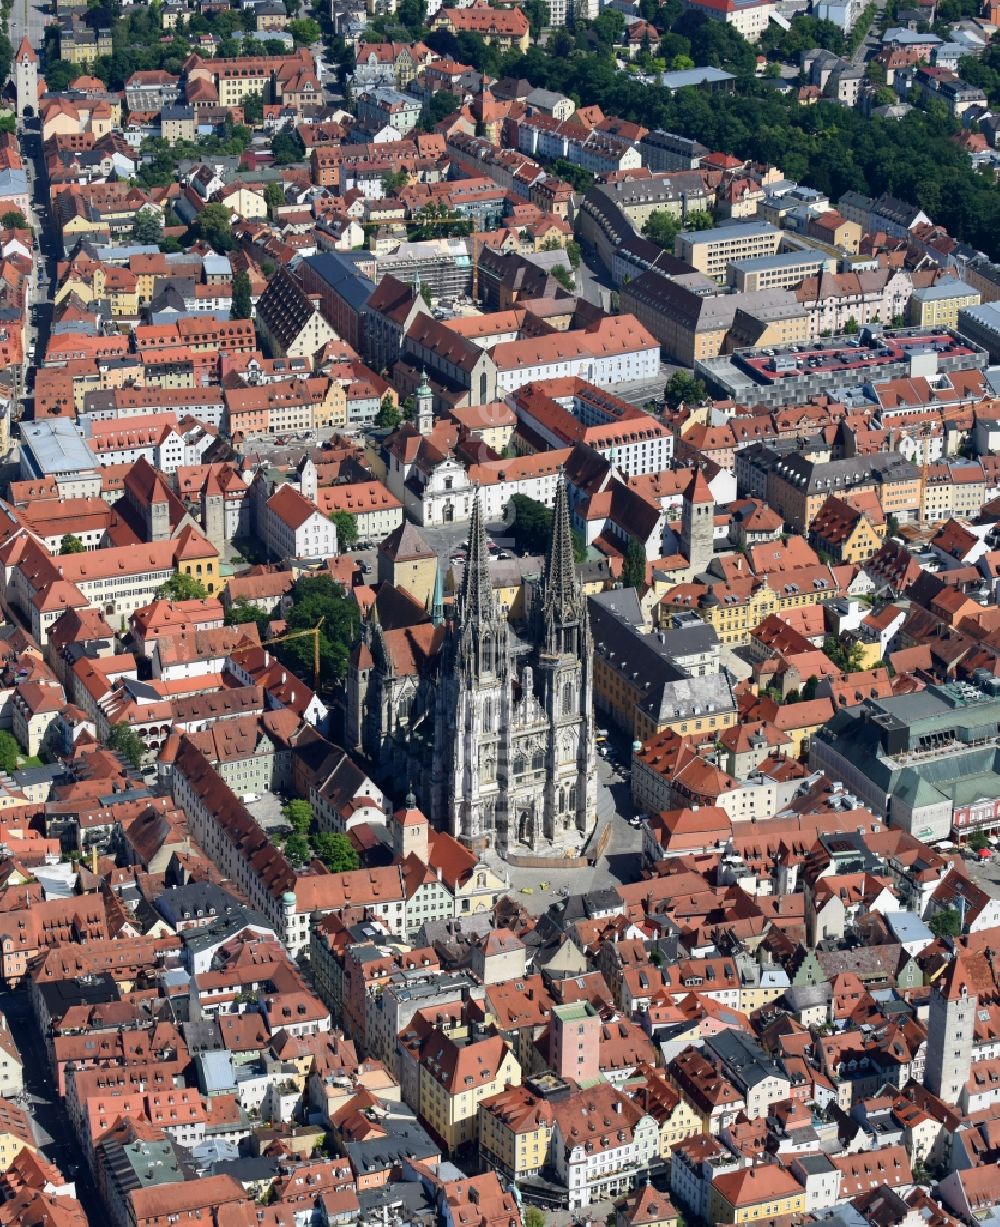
[{"x1": 416, "y1": 370, "x2": 433, "y2": 436}]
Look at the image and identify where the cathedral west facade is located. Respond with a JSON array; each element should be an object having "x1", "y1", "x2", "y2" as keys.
[{"x1": 347, "y1": 477, "x2": 598, "y2": 857}]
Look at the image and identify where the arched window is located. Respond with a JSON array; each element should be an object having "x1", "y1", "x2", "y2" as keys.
[
  {"x1": 562, "y1": 682, "x2": 573, "y2": 715},
  {"x1": 482, "y1": 635, "x2": 493, "y2": 673},
  {"x1": 483, "y1": 698, "x2": 492, "y2": 731},
  {"x1": 569, "y1": 784, "x2": 577, "y2": 810},
  {"x1": 513, "y1": 753, "x2": 525, "y2": 777},
  {"x1": 532, "y1": 750, "x2": 544, "y2": 773}
]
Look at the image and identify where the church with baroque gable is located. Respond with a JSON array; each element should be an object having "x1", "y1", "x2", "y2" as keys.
[{"x1": 347, "y1": 476, "x2": 597, "y2": 857}]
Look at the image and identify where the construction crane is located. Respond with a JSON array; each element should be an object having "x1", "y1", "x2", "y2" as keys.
[{"x1": 265, "y1": 617, "x2": 324, "y2": 693}]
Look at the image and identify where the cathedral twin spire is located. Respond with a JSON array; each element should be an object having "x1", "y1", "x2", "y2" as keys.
[
  {"x1": 544, "y1": 474, "x2": 580, "y2": 628},
  {"x1": 460, "y1": 490, "x2": 498, "y2": 625},
  {"x1": 460, "y1": 475, "x2": 579, "y2": 624}
]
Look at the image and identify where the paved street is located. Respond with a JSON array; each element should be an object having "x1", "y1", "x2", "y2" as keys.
[
  {"x1": 0, "y1": 989, "x2": 100, "y2": 1219},
  {"x1": 575, "y1": 248, "x2": 612, "y2": 312},
  {"x1": 964, "y1": 849, "x2": 1000, "y2": 898},
  {"x1": 851, "y1": 0, "x2": 890, "y2": 66},
  {"x1": 8, "y1": 0, "x2": 48, "y2": 59}
]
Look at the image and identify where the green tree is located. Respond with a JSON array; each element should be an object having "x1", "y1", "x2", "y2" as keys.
[
  {"x1": 194, "y1": 202, "x2": 235, "y2": 253},
  {"x1": 0, "y1": 210, "x2": 28, "y2": 232},
  {"x1": 314, "y1": 830, "x2": 360, "y2": 872},
  {"x1": 969, "y1": 829, "x2": 989, "y2": 853},
  {"x1": 0, "y1": 731, "x2": 18, "y2": 774},
  {"x1": 423, "y1": 90, "x2": 460, "y2": 130},
  {"x1": 231, "y1": 269, "x2": 253, "y2": 320},
  {"x1": 643, "y1": 209, "x2": 680, "y2": 250},
  {"x1": 524, "y1": 1210, "x2": 546, "y2": 1227},
  {"x1": 801, "y1": 674, "x2": 819, "y2": 701},
  {"x1": 60, "y1": 534, "x2": 85, "y2": 555},
  {"x1": 565, "y1": 240, "x2": 582, "y2": 269},
  {"x1": 623, "y1": 537, "x2": 647, "y2": 590},
  {"x1": 283, "y1": 798, "x2": 314, "y2": 836},
  {"x1": 844, "y1": 315, "x2": 860, "y2": 334},
  {"x1": 375, "y1": 394, "x2": 402, "y2": 430},
  {"x1": 156, "y1": 572, "x2": 210, "y2": 601},
  {"x1": 132, "y1": 209, "x2": 163, "y2": 245},
  {"x1": 823, "y1": 634, "x2": 865, "y2": 674},
  {"x1": 397, "y1": 0, "x2": 427, "y2": 34},
  {"x1": 282, "y1": 574, "x2": 360, "y2": 686},
  {"x1": 43, "y1": 60, "x2": 80, "y2": 92},
  {"x1": 509, "y1": 494, "x2": 552, "y2": 555},
  {"x1": 592, "y1": 8, "x2": 625, "y2": 47},
  {"x1": 524, "y1": 0, "x2": 547, "y2": 37},
  {"x1": 288, "y1": 17, "x2": 321, "y2": 43},
  {"x1": 382, "y1": 169, "x2": 409, "y2": 194},
  {"x1": 107, "y1": 722, "x2": 147, "y2": 769},
  {"x1": 549, "y1": 157, "x2": 593, "y2": 192},
  {"x1": 572, "y1": 529, "x2": 587, "y2": 564},
  {"x1": 271, "y1": 130, "x2": 305, "y2": 165},
  {"x1": 284, "y1": 832, "x2": 310, "y2": 864},
  {"x1": 329, "y1": 510, "x2": 359, "y2": 549},
  {"x1": 928, "y1": 906, "x2": 961, "y2": 938},
  {"x1": 684, "y1": 209, "x2": 714, "y2": 232},
  {"x1": 225, "y1": 597, "x2": 272, "y2": 636},
  {"x1": 552, "y1": 264, "x2": 574, "y2": 291},
  {"x1": 264, "y1": 181, "x2": 286, "y2": 218},
  {"x1": 242, "y1": 90, "x2": 264, "y2": 126},
  {"x1": 664, "y1": 370, "x2": 706, "y2": 409}
]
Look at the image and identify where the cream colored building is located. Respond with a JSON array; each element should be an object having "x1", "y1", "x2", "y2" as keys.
[{"x1": 676, "y1": 223, "x2": 782, "y2": 283}]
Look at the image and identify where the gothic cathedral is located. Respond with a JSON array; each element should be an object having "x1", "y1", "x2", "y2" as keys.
[{"x1": 430, "y1": 477, "x2": 597, "y2": 856}]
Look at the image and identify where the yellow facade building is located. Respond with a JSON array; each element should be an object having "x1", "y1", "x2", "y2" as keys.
[
  {"x1": 908, "y1": 278, "x2": 980, "y2": 328},
  {"x1": 709, "y1": 1166, "x2": 806, "y2": 1224},
  {"x1": 478, "y1": 1085, "x2": 554, "y2": 1181},
  {"x1": 175, "y1": 528, "x2": 221, "y2": 597},
  {"x1": 419, "y1": 1033, "x2": 520, "y2": 1154}
]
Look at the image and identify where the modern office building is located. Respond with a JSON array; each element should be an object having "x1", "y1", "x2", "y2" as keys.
[{"x1": 811, "y1": 680, "x2": 1000, "y2": 844}]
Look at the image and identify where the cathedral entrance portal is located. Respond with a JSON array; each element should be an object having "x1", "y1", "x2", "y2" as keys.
[
  {"x1": 518, "y1": 810, "x2": 530, "y2": 844},
  {"x1": 443, "y1": 503, "x2": 454, "y2": 523}
]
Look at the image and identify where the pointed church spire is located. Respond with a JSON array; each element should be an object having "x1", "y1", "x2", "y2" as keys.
[
  {"x1": 544, "y1": 473, "x2": 578, "y2": 617},
  {"x1": 430, "y1": 559, "x2": 444, "y2": 627},
  {"x1": 369, "y1": 600, "x2": 392, "y2": 674},
  {"x1": 461, "y1": 490, "x2": 495, "y2": 623}
]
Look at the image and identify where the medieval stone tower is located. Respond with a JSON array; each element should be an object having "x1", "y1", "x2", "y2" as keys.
[
  {"x1": 925, "y1": 953, "x2": 976, "y2": 1105},
  {"x1": 681, "y1": 466, "x2": 714, "y2": 575},
  {"x1": 201, "y1": 471, "x2": 226, "y2": 551},
  {"x1": 14, "y1": 38, "x2": 38, "y2": 120},
  {"x1": 431, "y1": 477, "x2": 597, "y2": 856}
]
